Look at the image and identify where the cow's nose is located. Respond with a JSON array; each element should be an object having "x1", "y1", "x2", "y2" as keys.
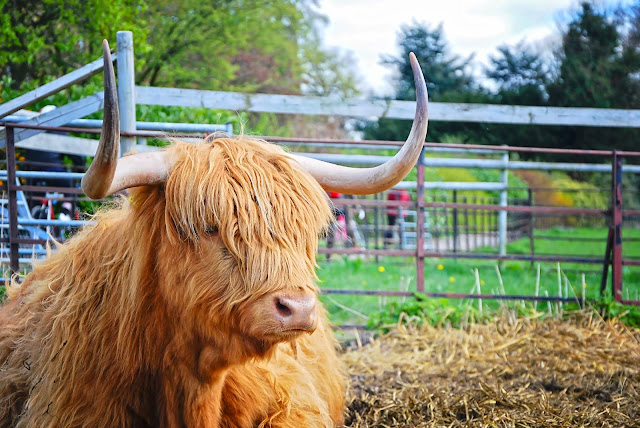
[{"x1": 274, "y1": 294, "x2": 317, "y2": 332}]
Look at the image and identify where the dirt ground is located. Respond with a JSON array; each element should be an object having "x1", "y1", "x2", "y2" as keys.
[{"x1": 341, "y1": 313, "x2": 640, "y2": 427}]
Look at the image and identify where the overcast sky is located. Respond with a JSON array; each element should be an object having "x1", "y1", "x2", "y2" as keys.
[{"x1": 316, "y1": 0, "x2": 631, "y2": 96}]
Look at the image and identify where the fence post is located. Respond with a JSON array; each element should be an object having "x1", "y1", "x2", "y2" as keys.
[
  {"x1": 452, "y1": 190, "x2": 458, "y2": 253},
  {"x1": 499, "y1": 150, "x2": 509, "y2": 257},
  {"x1": 611, "y1": 151, "x2": 623, "y2": 302},
  {"x1": 528, "y1": 188, "x2": 534, "y2": 267},
  {"x1": 416, "y1": 148, "x2": 426, "y2": 293},
  {"x1": 116, "y1": 31, "x2": 136, "y2": 155},
  {"x1": 5, "y1": 125, "x2": 20, "y2": 278}
]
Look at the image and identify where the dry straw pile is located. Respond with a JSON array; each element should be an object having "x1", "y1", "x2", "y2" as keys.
[{"x1": 342, "y1": 313, "x2": 640, "y2": 427}]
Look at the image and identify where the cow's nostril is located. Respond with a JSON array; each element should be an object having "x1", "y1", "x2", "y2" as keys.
[
  {"x1": 273, "y1": 294, "x2": 317, "y2": 332},
  {"x1": 275, "y1": 298, "x2": 292, "y2": 318}
]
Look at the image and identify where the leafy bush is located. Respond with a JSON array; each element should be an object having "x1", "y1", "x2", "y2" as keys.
[{"x1": 366, "y1": 293, "x2": 490, "y2": 331}]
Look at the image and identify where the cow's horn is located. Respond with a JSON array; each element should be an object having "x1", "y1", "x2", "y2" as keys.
[
  {"x1": 290, "y1": 52, "x2": 428, "y2": 195},
  {"x1": 81, "y1": 40, "x2": 121, "y2": 199},
  {"x1": 82, "y1": 40, "x2": 169, "y2": 200}
]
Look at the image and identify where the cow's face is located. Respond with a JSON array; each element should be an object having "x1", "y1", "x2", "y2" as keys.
[{"x1": 158, "y1": 138, "x2": 332, "y2": 357}]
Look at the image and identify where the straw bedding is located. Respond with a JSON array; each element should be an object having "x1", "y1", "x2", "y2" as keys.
[{"x1": 341, "y1": 313, "x2": 640, "y2": 427}]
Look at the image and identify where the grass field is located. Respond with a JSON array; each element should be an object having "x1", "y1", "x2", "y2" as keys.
[
  {"x1": 2, "y1": 227, "x2": 639, "y2": 327},
  {"x1": 318, "y1": 227, "x2": 640, "y2": 326}
]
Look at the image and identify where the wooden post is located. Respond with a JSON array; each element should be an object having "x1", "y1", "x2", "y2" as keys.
[{"x1": 116, "y1": 31, "x2": 136, "y2": 155}]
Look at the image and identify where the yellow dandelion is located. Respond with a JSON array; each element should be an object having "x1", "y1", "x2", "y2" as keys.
[
  {"x1": 449, "y1": 276, "x2": 455, "y2": 283},
  {"x1": 378, "y1": 266, "x2": 385, "y2": 273},
  {"x1": 362, "y1": 281, "x2": 368, "y2": 286},
  {"x1": 437, "y1": 264, "x2": 444, "y2": 270},
  {"x1": 480, "y1": 280, "x2": 485, "y2": 286}
]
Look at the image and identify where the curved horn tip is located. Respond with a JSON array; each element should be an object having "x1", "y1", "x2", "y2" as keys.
[{"x1": 102, "y1": 39, "x2": 111, "y2": 56}]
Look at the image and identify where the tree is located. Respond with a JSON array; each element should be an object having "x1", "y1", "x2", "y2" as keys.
[
  {"x1": 487, "y1": 43, "x2": 548, "y2": 104},
  {"x1": 0, "y1": 0, "x2": 361, "y2": 138},
  {"x1": 361, "y1": 22, "x2": 483, "y2": 143},
  {"x1": 547, "y1": 2, "x2": 640, "y2": 154},
  {"x1": 138, "y1": 0, "x2": 318, "y2": 94},
  {"x1": 480, "y1": 43, "x2": 552, "y2": 151},
  {"x1": 382, "y1": 22, "x2": 473, "y2": 102},
  {"x1": 0, "y1": 0, "x2": 148, "y2": 89}
]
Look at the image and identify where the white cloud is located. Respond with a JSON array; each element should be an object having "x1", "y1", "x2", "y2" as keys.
[{"x1": 316, "y1": 0, "x2": 627, "y2": 96}]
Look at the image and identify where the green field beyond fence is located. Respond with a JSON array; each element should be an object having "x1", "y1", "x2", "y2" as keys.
[{"x1": 318, "y1": 227, "x2": 640, "y2": 326}]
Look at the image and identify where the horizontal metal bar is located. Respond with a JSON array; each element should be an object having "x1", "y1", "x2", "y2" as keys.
[
  {"x1": 323, "y1": 289, "x2": 413, "y2": 297},
  {"x1": 278, "y1": 140, "x2": 504, "y2": 155},
  {"x1": 0, "y1": 237, "x2": 49, "y2": 245},
  {"x1": 319, "y1": 247, "x2": 606, "y2": 264},
  {"x1": 3, "y1": 116, "x2": 231, "y2": 134},
  {"x1": 18, "y1": 219, "x2": 89, "y2": 227},
  {"x1": 293, "y1": 152, "x2": 640, "y2": 173},
  {"x1": 0, "y1": 54, "x2": 112, "y2": 120},
  {"x1": 0, "y1": 93, "x2": 105, "y2": 148},
  {"x1": 0, "y1": 257, "x2": 40, "y2": 264},
  {"x1": 396, "y1": 181, "x2": 505, "y2": 191},
  {"x1": 323, "y1": 289, "x2": 584, "y2": 303},
  {"x1": 423, "y1": 202, "x2": 608, "y2": 216},
  {"x1": 0, "y1": 248, "x2": 48, "y2": 255},
  {"x1": 266, "y1": 136, "x2": 640, "y2": 157},
  {"x1": 0, "y1": 170, "x2": 85, "y2": 179},
  {"x1": 533, "y1": 235, "x2": 604, "y2": 241},
  {"x1": 331, "y1": 324, "x2": 367, "y2": 330}
]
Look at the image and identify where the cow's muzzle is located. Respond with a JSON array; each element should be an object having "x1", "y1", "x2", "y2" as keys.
[{"x1": 273, "y1": 293, "x2": 318, "y2": 333}]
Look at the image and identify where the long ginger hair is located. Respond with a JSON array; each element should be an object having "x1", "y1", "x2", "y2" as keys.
[{"x1": 0, "y1": 137, "x2": 338, "y2": 427}]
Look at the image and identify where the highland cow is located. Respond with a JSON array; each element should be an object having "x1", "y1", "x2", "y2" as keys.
[{"x1": 0, "y1": 40, "x2": 428, "y2": 427}]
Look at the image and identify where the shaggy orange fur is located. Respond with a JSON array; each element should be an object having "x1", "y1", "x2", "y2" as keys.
[{"x1": 0, "y1": 137, "x2": 345, "y2": 427}]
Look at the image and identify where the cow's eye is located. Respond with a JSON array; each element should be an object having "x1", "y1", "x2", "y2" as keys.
[{"x1": 204, "y1": 225, "x2": 218, "y2": 235}]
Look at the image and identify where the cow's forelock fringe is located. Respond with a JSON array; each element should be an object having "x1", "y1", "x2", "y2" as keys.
[{"x1": 164, "y1": 138, "x2": 332, "y2": 294}]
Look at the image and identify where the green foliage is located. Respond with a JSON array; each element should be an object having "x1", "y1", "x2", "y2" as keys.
[
  {"x1": 0, "y1": 0, "x2": 149, "y2": 90},
  {"x1": 360, "y1": 21, "x2": 490, "y2": 144},
  {"x1": 360, "y1": 3, "x2": 640, "y2": 161},
  {"x1": 546, "y1": 2, "x2": 640, "y2": 155},
  {"x1": 595, "y1": 298, "x2": 640, "y2": 329},
  {"x1": 300, "y1": 32, "x2": 360, "y2": 98},
  {"x1": 366, "y1": 294, "x2": 484, "y2": 331},
  {"x1": 487, "y1": 43, "x2": 549, "y2": 94},
  {"x1": 550, "y1": 173, "x2": 607, "y2": 210},
  {"x1": 137, "y1": 0, "x2": 313, "y2": 94},
  {"x1": 472, "y1": 168, "x2": 529, "y2": 200},
  {"x1": 381, "y1": 22, "x2": 473, "y2": 101}
]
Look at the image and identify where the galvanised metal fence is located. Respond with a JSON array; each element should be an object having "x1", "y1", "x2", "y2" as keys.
[{"x1": 2, "y1": 122, "x2": 639, "y2": 307}]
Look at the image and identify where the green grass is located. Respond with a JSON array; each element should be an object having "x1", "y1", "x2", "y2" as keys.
[
  {"x1": 318, "y1": 226, "x2": 640, "y2": 326},
  {"x1": 3, "y1": 227, "x2": 639, "y2": 328}
]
